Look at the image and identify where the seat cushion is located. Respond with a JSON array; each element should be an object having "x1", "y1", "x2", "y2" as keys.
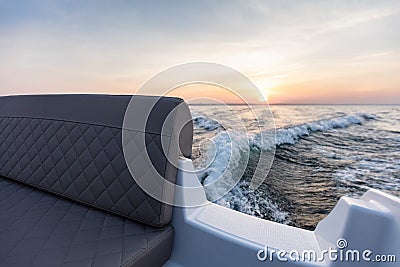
[
  {"x1": 0, "y1": 94, "x2": 193, "y2": 227},
  {"x1": 0, "y1": 177, "x2": 173, "y2": 267}
]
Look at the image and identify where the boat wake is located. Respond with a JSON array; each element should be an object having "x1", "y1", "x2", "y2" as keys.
[
  {"x1": 193, "y1": 116, "x2": 222, "y2": 131},
  {"x1": 274, "y1": 113, "x2": 375, "y2": 146},
  {"x1": 194, "y1": 112, "x2": 376, "y2": 146},
  {"x1": 194, "y1": 112, "x2": 376, "y2": 224}
]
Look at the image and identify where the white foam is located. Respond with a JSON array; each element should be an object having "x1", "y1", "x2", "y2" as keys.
[
  {"x1": 200, "y1": 131, "x2": 249, "y2": 194},
  {"x1": 195, "y1": 112, "x2": 375, "y2": 146},
  {"x1": 215, "y1": 180, "x2": 290, "y2": 224},
  {"x1": 334, "y1": 158, "x2": 400, "y2": 195},
  {"x1": 198, "y1": 131, "x2": 290, "y2": 224},
  {"x1": 193, "y1": 116, "x2": 221, "y2": 131},
  {"x1": 274, "y1": 113, "x2": 375, "y2": 146},
  {"x1": 195, "y1": 112, "x2": 376, "y2": 223}
]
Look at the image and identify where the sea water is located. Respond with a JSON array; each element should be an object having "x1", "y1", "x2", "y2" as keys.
[{"x1": 189, "y1": 104, "x2": 400, "y2": 230}]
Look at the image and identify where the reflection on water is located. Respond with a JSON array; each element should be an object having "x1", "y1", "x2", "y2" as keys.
[{"x1": 190, "y1": 104, "x2": 400, "y2": 230}]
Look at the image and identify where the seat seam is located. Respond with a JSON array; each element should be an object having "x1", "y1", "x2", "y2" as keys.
[
  {"x1": 0, "y1": 174, "x2": 158, "y2": 227},
  {"x1": 159, "y1": 102, "x2": 180, "y2": 226},
  {"x1": 120, "y1": 226, "x2": 173, "y2": 267},
  {"x1": 0, "y1": 116, "x2": 172, "y2": 137}
]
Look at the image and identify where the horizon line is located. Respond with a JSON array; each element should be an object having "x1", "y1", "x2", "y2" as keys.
[{"x1": 188, "y1": 103, "x2": 400, "y2": 106}]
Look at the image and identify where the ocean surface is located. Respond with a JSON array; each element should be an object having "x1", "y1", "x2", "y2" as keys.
[{"x1": 188, "y1": 104, "x2": 400, "y2": 230}]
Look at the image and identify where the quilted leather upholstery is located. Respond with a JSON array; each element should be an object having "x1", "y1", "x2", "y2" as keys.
[
  {"x1": 0, "y1": 95, "x2": 193, "y2": 227},
  {"x1": 0, "y1": 176, "x2": 174, "y2": 267}
]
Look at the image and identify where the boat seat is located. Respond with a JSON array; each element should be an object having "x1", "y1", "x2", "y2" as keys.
[
  {"x1": 0, "y1": 95, "x2": 193, "y2": 267},
  {"x1": 0, "y1": 176, "x2": 173, "y2": 267}
]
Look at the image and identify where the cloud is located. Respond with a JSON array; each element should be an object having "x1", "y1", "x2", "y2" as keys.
[{"x1": 0, "y1": 0, "x2": 399, "y2": 103}]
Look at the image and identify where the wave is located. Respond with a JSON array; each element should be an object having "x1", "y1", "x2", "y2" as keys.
[
  {"x1": 197, "y1": 113, "x2": 376, "y2": 183},
  {"x1": 215, "y1": 181, "x2": 291, "y2": 224},
  {"x1": 194, "y1": 113, "x2": 376, "y2": 145},
  {"x1": 197, "y1": 131, "x2": 290, "y2": 224},
  {"x1": 195, "y1": 113, "x2": 376, "y2": 223},
  {"x1": 274, "y1": 113, "x2": 375, "y2": 146},
  {"x1": 193, "y1": 116, "x2": 221, "y2": 131},
  {"x1": 334, "y1": 158, "x2": 400, "y2": 197},
  {"x1": 199, "y1": 131, "x2": 249, "y2": 186}
]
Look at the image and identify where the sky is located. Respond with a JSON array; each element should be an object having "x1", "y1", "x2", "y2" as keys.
[{"x1": 0, "y1": 0, "x2": 399, "y2": 104}]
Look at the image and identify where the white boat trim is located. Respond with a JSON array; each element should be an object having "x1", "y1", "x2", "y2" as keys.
[{"x1": 165, "y1": 158, "x2": 399, "y2": 266}]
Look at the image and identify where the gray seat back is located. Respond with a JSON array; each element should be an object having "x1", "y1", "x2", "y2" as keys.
[{"x1": 0, "y1": 94, "x2": 193, "y2": 227}]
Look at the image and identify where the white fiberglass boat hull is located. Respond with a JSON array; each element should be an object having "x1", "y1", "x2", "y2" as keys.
[{"x1": 165, "y1": 158, "x2": 399, "y2": 267}]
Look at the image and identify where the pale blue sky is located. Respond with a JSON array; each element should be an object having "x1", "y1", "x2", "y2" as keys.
[{"x1": 0, "y1": 0, "x2": 399, "y2": 103}]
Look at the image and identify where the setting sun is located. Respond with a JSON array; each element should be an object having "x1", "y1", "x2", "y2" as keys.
[
  {"x1": 0, "y1": 2, "x2": 399, "y2": 266},
  {"x1": 0, "y1": 1, "x2": 399, "y2": 104}
]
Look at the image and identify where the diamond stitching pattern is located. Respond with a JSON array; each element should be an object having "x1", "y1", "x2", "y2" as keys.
[
  {"x1": 0, "y1": 177, "x2": 173, "y2": 266},
  {"x1": 0, "y1": 117, "x2": 173, "y2": 227}
]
